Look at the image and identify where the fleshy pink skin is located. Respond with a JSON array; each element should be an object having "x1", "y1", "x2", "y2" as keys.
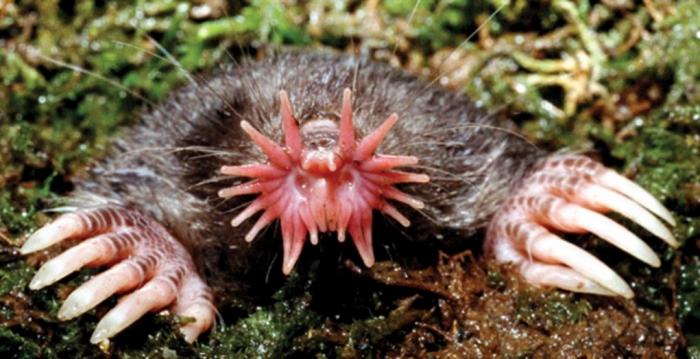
[
  {"x1": 19, "y1": 89, "x2": 677, "y2": 345},
  {"x1": 218, "y1": 88, "x2": 429, "y2": 274}
]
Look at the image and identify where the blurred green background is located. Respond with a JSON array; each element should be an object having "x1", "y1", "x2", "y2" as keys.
[{"x1": 1, "y1": 0, "x2": 699, "y2": 357}]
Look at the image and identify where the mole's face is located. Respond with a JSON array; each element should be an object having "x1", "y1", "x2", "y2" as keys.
[{"x1": 218, "y1": 88, "x2": 430, "y2": 274}]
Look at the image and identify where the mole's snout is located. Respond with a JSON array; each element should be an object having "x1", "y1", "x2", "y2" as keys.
[
  {"x1": 298, "y1": 119, "x2": 343, "y2": 174},
  {"x1": 218, "y1": 88, "x2": 430, "y2": 274}
]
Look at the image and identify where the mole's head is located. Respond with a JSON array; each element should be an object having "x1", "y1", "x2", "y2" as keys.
[{"x1": 218, "y1": 89, "x2": 430, "y2": 274}]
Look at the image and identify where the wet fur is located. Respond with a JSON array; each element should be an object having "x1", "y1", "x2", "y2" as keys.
[{"x1": 68, "y1": 50, "x2": 542, "y2": 292}]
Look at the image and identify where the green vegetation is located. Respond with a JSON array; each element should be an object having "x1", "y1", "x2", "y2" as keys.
[{"x1": 1, "y1": 0, "x2": 698, "y2": 357}]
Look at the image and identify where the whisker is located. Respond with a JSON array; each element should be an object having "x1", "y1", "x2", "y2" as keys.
[
  {"x1": 112, "y1": 40, "x2": 238, "y2": 133},
  {"x1": 423, "y1": 2, "x2": 507, "y2": 90},
  {"x1": 111, "y1": 40, "x2": 169, "y2": 63},
  {"x1": 145, "y1": 36, "x2": 196, "y2": 84},
  {"x1": 115, "y1": 145, "x2": 240, "y2": 159},
  {"x1": 265, "y1": 252, "x2": 279, "y2": 285},
  {"x1": 351, "y1": 39, "x2": 361, "y2": 95},
  {"x1": 420, "y1": 123, "x2": 539, "y2": 150},
  {"x1": 36, "y1": 53, "x2": 155, "y2": 106},
  {"x1": 189, "y1": 176, "x2": 238, "y2": 190},
  {"x1": 145, "y1": 35, "x2": 242, "y2": 124},
  {"x1": 390, "y1": 0, "x2": 423, "y2": 59},
  {"x1": 411, "y1": 164, "x2": 475, "y2": 180},
  {"x1": 215, "y1": 197, "x2": 253, "y2": 214},
  {"x1": 412, "y1": 206, "x2": 442, "y2": 226}
]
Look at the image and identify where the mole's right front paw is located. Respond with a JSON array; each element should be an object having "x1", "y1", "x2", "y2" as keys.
[
  {"x1": 485, "y1": 155, "x2": 677, "y2": 298},
  {"x1": 20, "y1": 207, "x2": 216, "y2": 344}
]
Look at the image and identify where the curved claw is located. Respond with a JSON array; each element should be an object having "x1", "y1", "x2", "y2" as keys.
[
  {"x1": 21, "y1": 213, "x2": 86, "y2": 254},
  {"x1": 598, "y1": 169, "x2": 676, "y2": 226},
  {"x1": 174, "y1": 274, "x2": 216, "y2": 343},
  {"x1": 518, "y1": 261, "x2": 619, "y2": 297},
  {"x1": 58, "y1": 256, "x2": 153, "y2": 320},
  {"x1": 29, "y1": 230, "x2": 136, "y2": 290},
  {"x1": 90, "y1": 275, "x2": 178, "y2": 344},
  {"x1": 525, "y1": 228, "x2": 633, "y2": 297},
  {"x1": 545, "y1": 200, "x2": 661, "y2": 267}
]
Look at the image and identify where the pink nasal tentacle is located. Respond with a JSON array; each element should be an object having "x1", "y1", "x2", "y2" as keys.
[
  {"x1": 279, "y1": 90, "x2": 303, "y2": 160},
  {"x1": 360, "y1": 155, "x2": 419, "y2": 172},
  {"x1": 231, "y1": 187, "x2": 285, "y2": 226},
  {"x1": 299, "y1": 205, "x2": 319, "y2": 245},
  {"x1": 309, "y1": 180, "x2": 330, "y2": 232},
  {"x1": 354, "y1": 113, "x2": 399, "y2": 161},
  {"x1": 240, "y1": 121, "x2": 292, "y2": 169},
  {"x1": 379, "y1": 202, "x2": 411, "y2": 227},
  {"x1": 348, "y1": 206, "x2": 375, "y2": 267},
  {"x1": 231, "y1": 199, "x2": 266, "y2": 227},
  {"x1": 281, "y1": 208, "x2": 308, "y2": 274},
  {"x1": 221, "y1": 164, "x2": 287, "y2": 179},
  {"x1": 281, "y1": 209, "x2": 295, "y2": 271},
  {"x1": 219, "y1": 181, "x2": 274, "y2": 198},
  {"x1": 245, "y1": 208, "x2": 278, "y2": 242},
  {"x1": 337, "y1": 200, "x2": 352, "y2": 243},
  {"x1": 383, "y1": 186, "x2": 425, "y2": 209},
  {"x1": 287, "y1": 215, "x2": 308, "y2": 273},
  {"x1": 362, "y1": 171, "x2": 430, "y2": 184},
  {"x1": 338, "y1": 88, "x2": 356, "y2": 160}
]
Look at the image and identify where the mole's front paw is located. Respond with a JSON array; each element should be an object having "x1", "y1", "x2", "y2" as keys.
[
  {"x1": 20, "y1": 207, "x2": 216, "y2": 344},
  {"x1": 485, "y1": 155, "x2": 677, "y2": 298}
]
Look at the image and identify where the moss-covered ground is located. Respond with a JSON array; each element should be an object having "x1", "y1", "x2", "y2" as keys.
[{"x1": 1, "y1": 0, "x2": 699, "y2": 357}]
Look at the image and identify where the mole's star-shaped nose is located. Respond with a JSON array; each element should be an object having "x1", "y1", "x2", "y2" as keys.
[{"x1": 219, "y1": 88, "x2": 429, "y2": 274}]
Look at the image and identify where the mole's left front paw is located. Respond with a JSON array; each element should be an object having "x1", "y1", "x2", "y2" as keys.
[
  {"x1": 20, "y1": 207, "x2": 215, "y2": 343},
  {"x1": 485, "y1": 155, "x2": 677, "y2": 298}
]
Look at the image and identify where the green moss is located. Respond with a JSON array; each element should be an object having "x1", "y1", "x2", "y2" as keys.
[
  {"x1": 680, "y1": 263, "x2": 700, "y2": 324},
  {"x1": 515, "y1": 290, "x2": 592, "y2": 332},
  {"x1": 200, "y1": 296, "x2": 319, "y2": 358},
  {"x1": 0, "y1": 326, "x2": 43, "y2": 359}
]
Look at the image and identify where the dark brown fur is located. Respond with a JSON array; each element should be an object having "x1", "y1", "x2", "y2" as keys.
[{"x1": 68, "y1": 50, "x2": 541, "y2": 294}]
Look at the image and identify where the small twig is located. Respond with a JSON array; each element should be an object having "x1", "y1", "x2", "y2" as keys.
[
  {"x1": 344, "y1": 260, "x2": 455, "y2": 300},
  {"x1": 553, "y1": 0, "x2": 607, "y2": 81},
  {"x1": 608, "y1": 15, "x2": 644, "y2": 57},
  {"x1": 643, "y1": 0, "x2": 664, "y2": 23},
  {"x1": 415, "y1": 322, "x2": 454, "y2": 342}
]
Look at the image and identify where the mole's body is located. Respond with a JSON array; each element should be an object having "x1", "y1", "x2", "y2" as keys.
[
  {"x1": 75, "y1": 51, "x2": 539, "y2": 267},
  {"x1": 21, "y1": 51, "x2": 677, "y2": 344}
]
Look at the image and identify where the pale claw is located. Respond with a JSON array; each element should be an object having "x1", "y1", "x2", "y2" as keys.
[
  {"x1": 58, "y1": 255, "x2": 156, "y2": 320},
  {"x1": 578, "y1": 184, "x2": 677, "y2": 247},
  {"x1": 486, "y1": 155, "x2": 676, "y2": 297},
  {"x1": 173, "y1": 274, "x2": 217, "y2": 343},
  {"x1": 525, "y1": 226, "x2": 633, "y2": 297},
  {"x1": 29, "y1": 230, "x2": 136, "y2": 290},
  {"x1": 545, "y1": 199, "x2": 661, "y2": 267},
  {"x1": 20, "y1": 213, "x2": 86, "y2": 254},
  {"x1": 518, "y1": 261, "x2": 619, "y2": 297},
  {"x1": 598, "y1": 169, "x2": 676, "y2": 226},
  {"x1": 22, "y1": 207, "x2": 216, "y2": 343},
  {"x1": 90, "y1": 275, "x2": 178, "y2": 344}
]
